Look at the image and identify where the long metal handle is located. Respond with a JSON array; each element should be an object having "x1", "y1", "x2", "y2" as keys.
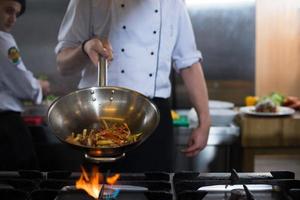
[{"x1": 98, "y1": 57, "x2": 107, "y2": 87}]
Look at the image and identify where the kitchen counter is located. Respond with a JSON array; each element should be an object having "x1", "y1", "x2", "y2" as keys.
[
  {"x1": 238, "y1": 111, "x2": 300, "y2": 147},
  {"x1": 237, "y1": 111, "x2": 300, "y2": 171}
]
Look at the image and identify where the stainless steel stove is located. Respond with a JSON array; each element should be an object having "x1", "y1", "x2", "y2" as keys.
[{"x1": 0, "y1": 169, "x2": 299, "y2": 200}]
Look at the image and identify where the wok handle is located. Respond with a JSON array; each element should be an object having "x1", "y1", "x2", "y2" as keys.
[{"x1": 98, "y1": 56, "x2": 107, "y2": 87}]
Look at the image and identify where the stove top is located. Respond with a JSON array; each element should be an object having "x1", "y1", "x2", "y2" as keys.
[
  {"x1": 173, "y1": 170, "x2": 300, "y2": 200},
  {"x1": 0, "y1": 169, "x2": 299, "y2": 200}
]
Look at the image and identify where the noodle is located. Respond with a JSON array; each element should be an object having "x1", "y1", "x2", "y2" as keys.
[{"x1": 65, "y1": 120, "x2": 142, "y2": 148}]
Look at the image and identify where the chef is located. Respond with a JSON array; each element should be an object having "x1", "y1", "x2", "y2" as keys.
[
  {"x1": 0, "y1": 0, "x2": 50, "y2": 170},
  {"x1": 55, "y1": 0, "x2": 210, "y2": 172}
]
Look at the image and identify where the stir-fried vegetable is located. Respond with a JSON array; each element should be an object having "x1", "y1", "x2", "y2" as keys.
[{"x1": 65, "y1": 120, "x2": 142, "y2": 148}]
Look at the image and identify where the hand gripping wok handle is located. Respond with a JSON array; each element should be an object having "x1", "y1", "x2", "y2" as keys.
[{"x1": 98, "y1": 56, "x2": 107, "y2": 87}]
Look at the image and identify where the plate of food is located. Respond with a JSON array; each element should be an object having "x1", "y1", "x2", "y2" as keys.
[
  {"x1": 241, "y1": 92, "x2": 299, "y2": 116},
  {"x1": 240, "y1": 106, "x2": 295, "y2": 116}
]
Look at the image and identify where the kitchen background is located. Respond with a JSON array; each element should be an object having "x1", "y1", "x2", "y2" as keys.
[
  {"x1": 13, "y1": 0, "x2": 256, "y2": 105},
  {"x1": 11, "y1": 0, "x2": 300, "y2": 176}
]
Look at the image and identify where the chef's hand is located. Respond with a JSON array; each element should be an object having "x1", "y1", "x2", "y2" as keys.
[
  {"x1": 39, "y1": 80, "x2": 51, "y2": 96},
  {"x1": 182, "y1": 125, "x2": 210, "y2": 157},
  {"x1": 82, "y1": 37, "x2": 113, "y2": 66}
]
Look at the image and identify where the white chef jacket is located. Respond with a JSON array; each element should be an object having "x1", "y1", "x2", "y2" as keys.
[
  {"x1": 0, "y1": 31, "x2": 42, "y2": 112},
  {"x1": 55, "y1": 0, "x2": 202, "y2": 98}
]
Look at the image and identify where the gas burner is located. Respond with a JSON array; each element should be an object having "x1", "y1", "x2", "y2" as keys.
[
  {"x1": 0, "y1": 171, "x2": 173, "y2": 200},
  {"x1": 54, "y1": 186, "x2": 120, "y2": 200}
]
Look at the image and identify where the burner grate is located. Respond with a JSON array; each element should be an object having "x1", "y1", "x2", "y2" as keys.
[
  {"x1": 289, "y1": 189, "x2": 300, "y2": 200},
  {"x1": 0, "y1": 170, "x2": 299, "y2": 200},
  {"x1": 31, "y1": 189, "x2": 58, "y2": 200},
  {"x1": 0, "y1": 171, "x2": 172, "y2": 200},
  {"x1": 173, "y1": 170, "x2": 300, "y2": 200}
]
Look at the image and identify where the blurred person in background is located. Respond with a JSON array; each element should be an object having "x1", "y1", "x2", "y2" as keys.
[
  {"x1": 55, "y1": 0, "x2": 210, "y2": 172},
  {"x1": 0, "y1": 0, "x2": 50, "y2": 170}
]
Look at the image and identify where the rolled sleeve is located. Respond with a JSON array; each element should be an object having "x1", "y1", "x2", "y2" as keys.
[
  {"x1": 174, "y1": 51, "x2": 202, "y2": 70},
  {"x1": 55, "y1": 40, "x2": 80, "y2": 55},
  {"x1": 172, "y1": 2, "x2": 203, "y2": 71}
]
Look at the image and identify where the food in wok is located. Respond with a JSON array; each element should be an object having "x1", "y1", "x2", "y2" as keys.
[{"x1": 65, "y1": 120, "x2": 142, "y2": 148}]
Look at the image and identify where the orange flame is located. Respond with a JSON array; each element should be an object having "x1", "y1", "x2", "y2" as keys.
[
  {"x1": 107, "y1": 174, "x2": 120, "y2": 185},
  {"x1": 75, "y1": 166, "x2": 120, "y2": 199}
]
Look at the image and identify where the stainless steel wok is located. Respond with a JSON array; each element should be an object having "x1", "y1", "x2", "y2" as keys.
[{"x1": 47, "y1": 58, "x2": 160, "y2": 162}]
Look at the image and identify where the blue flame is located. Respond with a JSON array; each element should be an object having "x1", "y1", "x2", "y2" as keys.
[{"x1": 104, "y1": 189, "x2": 120, "y2": 200}]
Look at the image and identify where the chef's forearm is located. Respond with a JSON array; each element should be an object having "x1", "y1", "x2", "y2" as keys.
[
  {"x1": 56, "y1": 46, "x2": 89, "y2": 76},
  {"x1": 180, "y1": 62, "x2": 211, "y2": 128}
]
